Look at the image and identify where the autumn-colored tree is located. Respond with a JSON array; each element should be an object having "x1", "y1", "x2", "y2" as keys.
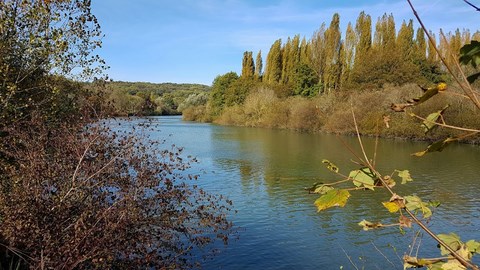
[
  {"x1": 241, "y1": 51, "x2": 255, "y2": 79},
  {"x1": 281, "y1": 37, "x2": 292, "y2": 84},
  {"x1": 415, "y1": 27, "x2": 427, "y2": 61},
  {"x1": 264, "y1": 39, "x2": 283, "y2": 84},
  {"x1": 341, "y1": 22, "x2": 356, "y2": 88},
  {"x1": 281, "y1": 35, "x2": 301, "y2": 85},
  {"x1": 310, "y1": 23, "x2": 327, "y2": 88},
  {"x1": 351, "y1": 11, "x2": 372, "y2": 87},
  {"x1": 427, "y1": 31, "x2": 438, "y2": 64},
  {"x1": 299, "y1": 37, "x2": 311, "y2": 65},
  {"x1": 323, "y1": 14, "x2": 342, "y2": 92},
  {"x1": 397, "y1": 20, "x2": 415, "y2": 60},
  {"x1": 353, "y1": 12, "x2": 372, "y2": 67},
  {"x1": 373, "y1": 13, "x2": 396, "y2": 51},
  {"x1": 255, "y1": 50, "x2": 263, "y2": 81}
]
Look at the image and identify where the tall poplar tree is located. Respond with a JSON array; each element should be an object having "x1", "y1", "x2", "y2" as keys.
[
  {"x1": 427, "y1": 31, "x2": 438, "y2": 64},
  {"x1": 354, "y1": 11, "x2": 372, "y2": 62},
  {"x1": 396, "y1": 20, "x2": 415, "y2": 60},
  {"x1": 255, "y1": 50, "x2": 263, "y2": 81},
  {"x1": 241, "y1": 51, "x2": 255, "y2": 79},
  {"x1": 281, "y1": 35, "x2": 301, "y2": 84},
  {"x1": 472, "y1": 31, "x2": 480, "y2": 41},
  {"x1": 264, "y1": 39, "x2": 283, "y2": 84},
  {"x1": 281, "y1": 37, "x2": 292, "y2": 84},
  {"x1": 310, "y1": 23, "x2": 327, "y2": 88},
  {"x1": 299, "y1": 37, "x2": 311, "y2": 65},
  {"x1": 415, "y1": 27, "x2": 427, "y2": 61},
  {"x1": 341, "y1": 22, "x2": 356, "y2": 87},
  {"x1": 323, "y1": 13, "x2": 342, "y2": 92},
  {"x1": 373, "y1": 13, "x2": 396, "y2": 51}
]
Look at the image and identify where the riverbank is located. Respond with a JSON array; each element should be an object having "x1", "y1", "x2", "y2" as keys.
[{"x1": 182, "y1": 83, "x2": 480, "y2": 144}]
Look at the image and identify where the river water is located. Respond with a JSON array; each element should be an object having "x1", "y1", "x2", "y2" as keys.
[{"x1": 121, "y1": 115, "x2": 480, "y2": 269}]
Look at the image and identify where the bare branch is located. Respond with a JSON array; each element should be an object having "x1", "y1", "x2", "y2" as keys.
[{"x1": 464, "y1": 0, "x2": 480, "y2": 11}]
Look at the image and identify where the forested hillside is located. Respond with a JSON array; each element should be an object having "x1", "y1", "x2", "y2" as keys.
[
  {"x1": 182, "y1": 11, "x2": 480, "y2": 143},
  {"x1": 106, "y1": 81, "x2": 210, "y2": 116}
]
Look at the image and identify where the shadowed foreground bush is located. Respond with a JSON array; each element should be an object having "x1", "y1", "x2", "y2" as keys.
[{"x1": 0, "y1": 113, "x2": 234, "y2": 269}]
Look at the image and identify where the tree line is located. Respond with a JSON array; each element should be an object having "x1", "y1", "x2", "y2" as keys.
[
  {"x1": 181, "y1": 11, "x2": 479, "y2": 143},
  {"x1": 254, "y1": 12, "x2": 478, "y2": 95}
]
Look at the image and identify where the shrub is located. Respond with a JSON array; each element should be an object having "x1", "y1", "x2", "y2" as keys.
[
  {"x1": 215, "y1": 105, "x2": 245, "y2": 126},
  {"x1": 287, "y1": 97, "x2": 322, "y2": 132},
  {"x1": 242, "y1": 87, "x2": 278, "y2": 126},
  {"x1": 262, "y1": 99, "x2": 290, "y2": 129},
  {"x1": 182, "y1": 105, "x2": 211, "y2": 122},
  {"x1": 0, "y1": 112, "x2": 234, "y2": 269}
]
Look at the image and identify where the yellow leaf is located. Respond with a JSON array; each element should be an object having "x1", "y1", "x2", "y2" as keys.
[
  {"x1": 382, "y1": 201, "x2": 401, "y2": 213},
  {"x1": 314, "y1": 189, "x2": 350, "y2": 212}
]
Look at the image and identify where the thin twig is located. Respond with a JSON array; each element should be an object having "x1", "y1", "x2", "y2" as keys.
[
  {"x1": 337, "y1": 135, "x2": 367, "y2": 165},
  {"x1": 410, "y1": 113, "x2": 480, "y2": 133},
  {"x1": 371, "y1": 241, "x2": 396, "y2": 269},
  {"x1": 351, "y1": 107, "x2": 371, "y2": 168},
  {"x1": 340, "y1": 246, "x2": 360, "y2": 270},
  {"x1": 464, "y1": 0, "x2": 480, "y2": 11}
]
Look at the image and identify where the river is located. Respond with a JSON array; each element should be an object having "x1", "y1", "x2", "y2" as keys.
[{"x1": 120, "y1": 115, "x2": 480, "y2": 269}]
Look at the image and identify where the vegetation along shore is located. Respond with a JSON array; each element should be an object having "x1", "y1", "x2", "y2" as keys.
[{"x1": 107, "y1": 12, "x2": 480, "y2": 144}]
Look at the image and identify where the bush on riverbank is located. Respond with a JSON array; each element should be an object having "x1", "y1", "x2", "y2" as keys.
[{"x1": 190, "y1": 83, "x2": 479, "y2": 144}]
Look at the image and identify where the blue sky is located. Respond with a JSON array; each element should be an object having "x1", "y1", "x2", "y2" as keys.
[{"x1": 91, "y1": 0, "x2": 479, "y2": 85}]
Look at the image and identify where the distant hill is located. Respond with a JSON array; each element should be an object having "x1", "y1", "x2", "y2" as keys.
[
  {"x1": 105, "y1": 81, "x2": 210, "y2": 116},
  {"x1": 107, "y1": 81, "x2": 210, "y2": 96}
]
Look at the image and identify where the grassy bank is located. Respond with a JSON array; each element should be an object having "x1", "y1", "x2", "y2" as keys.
[{"x1": 183, "y1": 83, "x2": 480, "y2": 144}]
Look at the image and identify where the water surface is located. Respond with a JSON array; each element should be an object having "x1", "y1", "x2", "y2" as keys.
[{"x1": 122, "y1": 116, "x2": 480, "y2": 269}]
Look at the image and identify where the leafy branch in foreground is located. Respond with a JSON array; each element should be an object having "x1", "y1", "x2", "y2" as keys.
[
  {"x1": 308, "y1": 2, "x2": 480, "y2": 269},
  {"x1": 309, "y1": 109, "x2": 479, "y2": 269}
]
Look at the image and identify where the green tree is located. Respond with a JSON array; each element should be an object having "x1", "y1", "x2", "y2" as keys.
[
  {"x1": 208, "y1": 72, "x2": 239, "y2": 116},
  {"x1": 225, "y1": 78, "x2": 256, "y2": 106},
  {"x1": 293, "y1": 63, "x2": 320, "y2": 97}
]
